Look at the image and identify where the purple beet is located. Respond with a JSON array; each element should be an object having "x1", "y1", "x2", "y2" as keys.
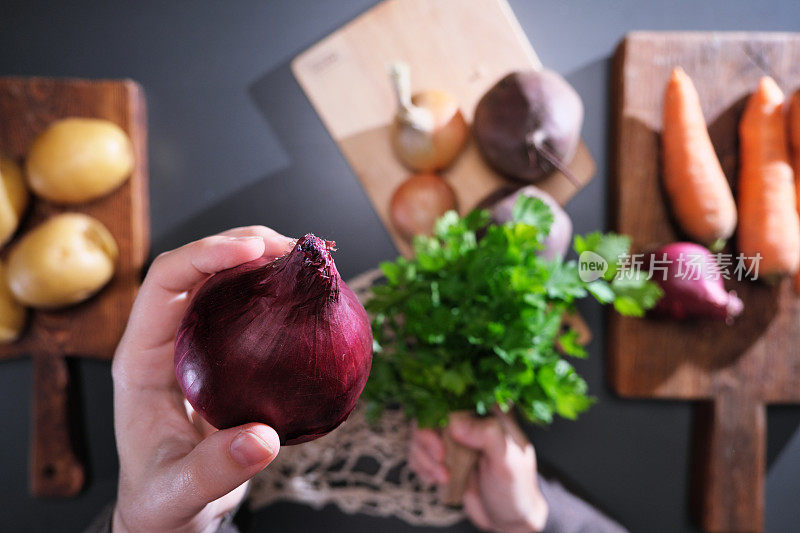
[
  {"x1": 646, "y1": 242, "x2": 743, "y2": 324},
  {"x1": 479, "y1": 185, "x2": 572, "y2": 260}
]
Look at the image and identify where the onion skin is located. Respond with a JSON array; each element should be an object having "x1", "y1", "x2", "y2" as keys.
[
  {"x1": 174, "y1": 234, "x2": 373, "y2": 445},
  {"x1": 473, "y1": 70, "x2": 583, "y2": 183},
  {"x1": 480, "y1": 185, "x2": 572, "y2": 260},
  {"x1": 390, "y1": 173, "x2": 458, "y2": 240},
  {"x1": 646, "y1": 242, "x2": 743, "y2": 324}
]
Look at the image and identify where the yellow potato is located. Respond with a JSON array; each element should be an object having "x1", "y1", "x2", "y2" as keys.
[
  {"x1": 0, "y1": 261, "x2": 26, "y2": 343},
  {"x1": 7, "y1": 213, "x2": 118, "y2": 309},
  {"x1": 0, "y1": 156, "x2": 29, "y2": 246},
  {"x1": 26, "y1": 118, "x2": 134, "y2": 204}
]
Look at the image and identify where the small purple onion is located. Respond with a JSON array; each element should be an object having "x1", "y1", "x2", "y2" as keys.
[{"x1": 646, "y1": 242, "x2": 743, "y2": 324}]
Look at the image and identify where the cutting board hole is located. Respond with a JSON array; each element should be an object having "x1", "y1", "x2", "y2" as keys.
[{"x1": 42, "y1": 464, "x2": 56, "y2": 478}]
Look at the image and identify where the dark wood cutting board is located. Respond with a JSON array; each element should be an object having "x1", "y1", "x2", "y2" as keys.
[
  {"x1": 609, "y1": 32, "x2": 800, "y2": 533},
  {"x1": 0, "y1": 78, "x2": 149, "y2": 496}
]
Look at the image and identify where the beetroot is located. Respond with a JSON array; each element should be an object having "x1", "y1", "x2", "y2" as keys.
[
  {"x1": 646, "y1": 242, "x2": 743, "y2": 323},
  {"x1": 174, "y1": 234, "x2": 373, "y2": 445},
  {"x1": 473, "y1": 69, "x2": 583, "y2": 185},
  {"x1": 481, "y1": 185, "x2": 572, "y2": 260}
]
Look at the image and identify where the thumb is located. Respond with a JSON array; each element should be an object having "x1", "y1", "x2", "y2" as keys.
[{"x1": 172, "y1": 423, "x2": 280, "y2": 510}]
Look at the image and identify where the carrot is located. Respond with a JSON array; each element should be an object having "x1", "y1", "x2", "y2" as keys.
[
  {"x1": 662, "y1": 67, "x2": 737, "y2": 251},
  {"x1": 788, "y1": 90, "x2": 800, "y2": 290},
  {"x1": 737, "y1": 77, "x2": 800, "y2": 278}
]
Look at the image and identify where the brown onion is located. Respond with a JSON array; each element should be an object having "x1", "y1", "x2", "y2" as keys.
[
  {"x1": 389, "y1": 62, "x2": 468, "y2": 172},
  {"x1": 390, "y1": 172, "x2": 458, "y2": 240},
  {"x1": 174, "y1": 234, "x2": 373, "y2": 445}
]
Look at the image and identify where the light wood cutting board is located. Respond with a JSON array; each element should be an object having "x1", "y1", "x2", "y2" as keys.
[
  {"x1": 609, "y1": 32, "x2": 800, "y2": 533},
  {"x1": 292, "y1": 0, "x2": 595, "y2": 256}
]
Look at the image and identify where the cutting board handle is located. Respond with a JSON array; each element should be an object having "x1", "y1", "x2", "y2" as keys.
[
  {"x1": 31, "y1": 355, "x2": 84, "y2": 497},
  {"x1": 699, "y1": 391, "x2": 765, "y2": 533}
]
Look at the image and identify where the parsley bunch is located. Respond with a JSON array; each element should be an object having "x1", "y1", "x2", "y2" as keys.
[{"x1": 363, "y1": 196, "x2": 661, "y2": 427}]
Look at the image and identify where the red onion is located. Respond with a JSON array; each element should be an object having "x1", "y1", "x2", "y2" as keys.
[
  {"x1": 646, "y1": 242, "x2": 743, "y2": 324},
  {"x1": 174, "y1": 234, "x2": 373, "y2": 445}
]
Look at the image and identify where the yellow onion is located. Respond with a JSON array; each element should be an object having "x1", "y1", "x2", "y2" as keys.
[
  {"x1": 390, "y1": 172, "x2": 457, "y2": 240},
  {"x1": 389, "y1": 62, "x2": 468, "y2": 172}
]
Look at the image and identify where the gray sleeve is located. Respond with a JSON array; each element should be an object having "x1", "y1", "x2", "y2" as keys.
[
  {"x1": 84, "y1": 477, "x2": 619, "y2": 533},
  {"x1": 83, "y1": 504, "x2": 113, "y2": 533},
  {"x1": 539, "y1": 476, "x2": 628, "y2": 533},
  {"x1": 83, "y1": 503, "x2": 241, "y2": 533}
]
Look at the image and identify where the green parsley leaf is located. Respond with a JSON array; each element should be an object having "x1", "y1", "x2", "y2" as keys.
[
  {"x1": 610, "y1": 275, "x2": 664, "y2": 317},
  {"x1": 512, "y1": 195, "x2": 554, "y2": 236}
]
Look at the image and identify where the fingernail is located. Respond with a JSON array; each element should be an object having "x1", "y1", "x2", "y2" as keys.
[
  {"x1": 228, "y1": 236, "x2": 262, "y2": 242},
  {"x1": 230, "y1": 430, "x2": 274, "y2": 466}
]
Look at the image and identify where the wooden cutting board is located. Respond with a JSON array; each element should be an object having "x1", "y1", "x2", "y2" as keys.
[
  {"x1": 610, "y1": 32, "x2": 800, "y2": 533},
  {"x1": 0, "y1": 77, "x2": 149, "y2": 496},
  {"x1": 292, "y1": 0, "x2": 595, "y2": 256}
]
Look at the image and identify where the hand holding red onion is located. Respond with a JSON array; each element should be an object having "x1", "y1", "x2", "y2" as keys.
[{"x1": 174, "y1": 234, "x2": 373, "y2": 445}]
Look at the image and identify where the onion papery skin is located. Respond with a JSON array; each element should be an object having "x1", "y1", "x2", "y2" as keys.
[{"x1": 175, "y1": 234, "x2": 373, "y2": 445}]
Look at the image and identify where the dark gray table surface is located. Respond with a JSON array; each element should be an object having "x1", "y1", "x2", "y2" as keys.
[{"x1": 2, "y1": 1, "x2": 800, "y2": 532}]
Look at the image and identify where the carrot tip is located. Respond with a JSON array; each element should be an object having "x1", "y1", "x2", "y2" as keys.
[{"x1": 669, "y1": 66, "x2": 687, "y2": 82}]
